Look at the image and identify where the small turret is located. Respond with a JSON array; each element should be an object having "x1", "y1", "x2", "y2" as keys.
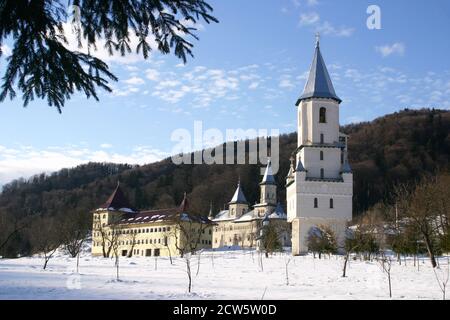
[
  {"x1": 179, "y1": 192, "x2": 189, "y2": 213},
  {"x1": 286, "y1": 156, "x2": 295, "y2": 186},
  {"x1": 260, "y1": 158, "x2": 277, "y2": 206},
  {"x1": 295, "y1": 157, "x2": 307, "y2": 181},
  {"x1": 228, "y1": 180, "x2": 249, "y2": 219},
  {"x1": 341, "y1": 152, "x2": 353, "y2": 183},
  {"x1": 208, "y1": 201, "x2": 214, "y2": 219}
]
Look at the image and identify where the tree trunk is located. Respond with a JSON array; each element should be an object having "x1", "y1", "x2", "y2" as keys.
[
  {"x1": 342, "y1": 253, "x2": 349, "y2": 277},
  {"x1": 43, "y1": 256, "x2": 49, "y2": 270},
  {"x1": 196, "y1": 252, "x2": 201, "y2": 276},
  {"x1": 388, "y1": 272, "x2": 392, "y2": 298},
  {"x1": 424, "y1": 234, "x2": 437, "y2": 268}
]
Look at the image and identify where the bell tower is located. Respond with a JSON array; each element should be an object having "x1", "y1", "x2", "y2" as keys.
[{"x1": 287, "y1": 36, "x2": 353, "y2": 255}]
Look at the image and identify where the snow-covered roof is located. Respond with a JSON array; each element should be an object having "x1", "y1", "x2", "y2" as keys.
[
  {"x1": 212, "y1": 210, "x2": 234, "y2": 222},
  {"x1": 234, "y1": 210, "x2": 258, "y2": 223},
  {"x1": 214, "y1": 205, "x2": 287, "y2": 224},
  {"x1": 229, "y1": 183, "x2": 248, "y2": 204},
  {"x1": 267, "y1": 203, "x2": 287, "y2": 220}
]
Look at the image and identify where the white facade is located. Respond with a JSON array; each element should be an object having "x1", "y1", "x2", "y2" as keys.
[{"x1": 287, "y1": 40, "x2": 353, "y2": 255}]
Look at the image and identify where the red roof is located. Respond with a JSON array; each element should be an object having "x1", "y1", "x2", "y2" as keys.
[
  {"x1": 99, "y1": 188, "x2": 214, "y2": 225},
  {"x1": 101, "y1": 183, "x2": 135, "y2": 212}
]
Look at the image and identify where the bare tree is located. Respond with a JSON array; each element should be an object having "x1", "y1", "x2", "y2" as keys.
[
  {"x1": 433, "y1": 257, "x2": 449, "y2": 300},
  {"x1": 378, "y1": 252, "x2": 393, "y2": 299},
  {"x1": 111, "y1": 229, "x2": 122, "y2": 281},
  {"x1": 94, "y1": 217, "x2": 121, "y2": 258},
  {"x1": 0, "y1": 212, "x2": 28, "y2": 256},
  {"x1": 342, "y1": 228, "x2": 360, "y2": 278},
  {"x1": 185, "y1": 253, "x2": 193, "y2": 293},
  {"x1": 394, "y1": 177, "x2": 447, "y2": 268},
  {"x1": 169, "y1": 212, "x2": 211, "y2": 293},
  {"x1": 28, "y1": 217, "x2": 63, "y2": 270},
  {"x1": 196, "y1": 249, "x2": 203, "y2": 276},
  {"x1": 284, "y1": 253, "x2": 292, "y2": 285},
  {"x1": 125, "y1": 231, "x2": 137, "y2": 258},
  {"x1": 59, "y1": 210, "x2": 90, "y2": 273}
]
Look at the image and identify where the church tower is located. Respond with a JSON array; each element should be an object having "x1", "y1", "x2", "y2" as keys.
[
  {"x1": 228, "y1": 181, "x2": 249, "y2": 219},
  {"x1": 286, "y1": 36, "x2": 353, "y2": 255},
  {"x1": 254, "y1": 159, "x2": 277, "y2": 217}
]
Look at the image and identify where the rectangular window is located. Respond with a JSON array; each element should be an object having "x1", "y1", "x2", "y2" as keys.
[
  {"x1": 145, "y1": 249, "x2": 152, "y2": 257},
  {"x1": 154, "y1": 249, "x2": 160, "y2": 257}
]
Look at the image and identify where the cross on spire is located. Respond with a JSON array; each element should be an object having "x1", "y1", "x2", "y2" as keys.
[{"x1": 315, "y1": 32, "x2": 320, "y2": 47}]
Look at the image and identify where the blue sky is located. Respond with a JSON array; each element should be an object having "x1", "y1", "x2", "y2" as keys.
[{"x1": 1, "y1": 0, "x2": 450, "y2": 185}]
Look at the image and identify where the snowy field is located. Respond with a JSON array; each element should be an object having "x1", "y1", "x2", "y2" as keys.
[{"x1": 0, "y1": 249, "x2": 448, "y2": 300}]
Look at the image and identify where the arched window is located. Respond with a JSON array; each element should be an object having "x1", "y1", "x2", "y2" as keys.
[
  {"x1": 319, "y1": 107, "x2": 327, "y2": 123},
  {"x1": 320, "y1": 133, "x2": 324, "y2": 144},
  {"x1": 314, "y1": 198, "x2": 318, "y2": 208},
  {"x1": 320, "y1": 151, "x2": 324, "y2": 161},
  {"x1": 330, "y1": 198, "x2": 334, "y2": 209},
  {"x1": 320, "y1": 168, "x2": 324, "y2": 179}
]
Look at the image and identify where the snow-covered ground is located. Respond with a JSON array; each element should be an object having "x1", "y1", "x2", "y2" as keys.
[{"x1": 0, "y1": 249, "x2": 447, "y2": 300}]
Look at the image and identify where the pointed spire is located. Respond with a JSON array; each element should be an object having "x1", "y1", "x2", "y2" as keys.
[
  {"x1": 208, "y1": 201, "x2": 214, "y2": 219},
  {"x1": 297, "y1": 37, "x2": 341, "y2": 105},
  {"x1": 342, "y1": 153, "x2": 352, "y2": 174},
  {"x1": 101, "y1": 183, "x2": 134, "y2": 212},
  {"x1": 261, "y1": 158, "x2": 276, "y2": 185},
  {"x1": 179, "y1": 192, "x2": 189, "y2": 213},
  {"x1": 295, "y1": 157, "x2": 307, "y2": 172},
  {"x1": 229, "y1": 180, "x2": 248, "y2": 204}
]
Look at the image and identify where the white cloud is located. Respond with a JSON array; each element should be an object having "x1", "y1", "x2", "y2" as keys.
[
  {"x1": 306, "y1": 0, "x2": 319, "y2": 6},
  {"x1": 145, "y1": 68, "x2": 160, "y2": 81},
  {"x1": 376, "y1": 43, "x2": 406, "y2": 57},
  {"x1": 100, "y1": 143, "x2": 113, "y2": 149},
  {"x1": 112, "y1": 86, "x2": 140, "y2": 97},
  {"x1": 123, "y1": 76, "x2": 145, "y2": 85},
  {"x1": 279, "y1": 78, "x2": 294, "y2": 88},
  {"x1": 0, "y1": 145, "x2": 168, "y2": 186},
  {"x1": 299, "y1": 12, "x2": 320, "y2": 26},
  {"x1": 249, "y1": 82, "x2": 259, "y2": 89},
  {"x1": 315, "y1": 21, "x2": 354, "y2": 37},
  {"x1": 298, "y1": 12, "x2": 354, "y2": 37}
]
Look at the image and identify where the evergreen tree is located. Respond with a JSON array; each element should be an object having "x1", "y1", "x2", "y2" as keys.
[{"x1": 0, "y1": 0, "x2": 218, "y2": 111}]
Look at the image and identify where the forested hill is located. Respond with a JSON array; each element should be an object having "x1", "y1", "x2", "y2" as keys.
[{"x1": 1, "y1": 108, "x2": 449, "y2": 228}]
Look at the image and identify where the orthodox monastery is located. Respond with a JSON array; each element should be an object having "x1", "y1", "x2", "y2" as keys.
[{"x1": 91, "y1": 37, "x2": 353, "y2": 258}]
